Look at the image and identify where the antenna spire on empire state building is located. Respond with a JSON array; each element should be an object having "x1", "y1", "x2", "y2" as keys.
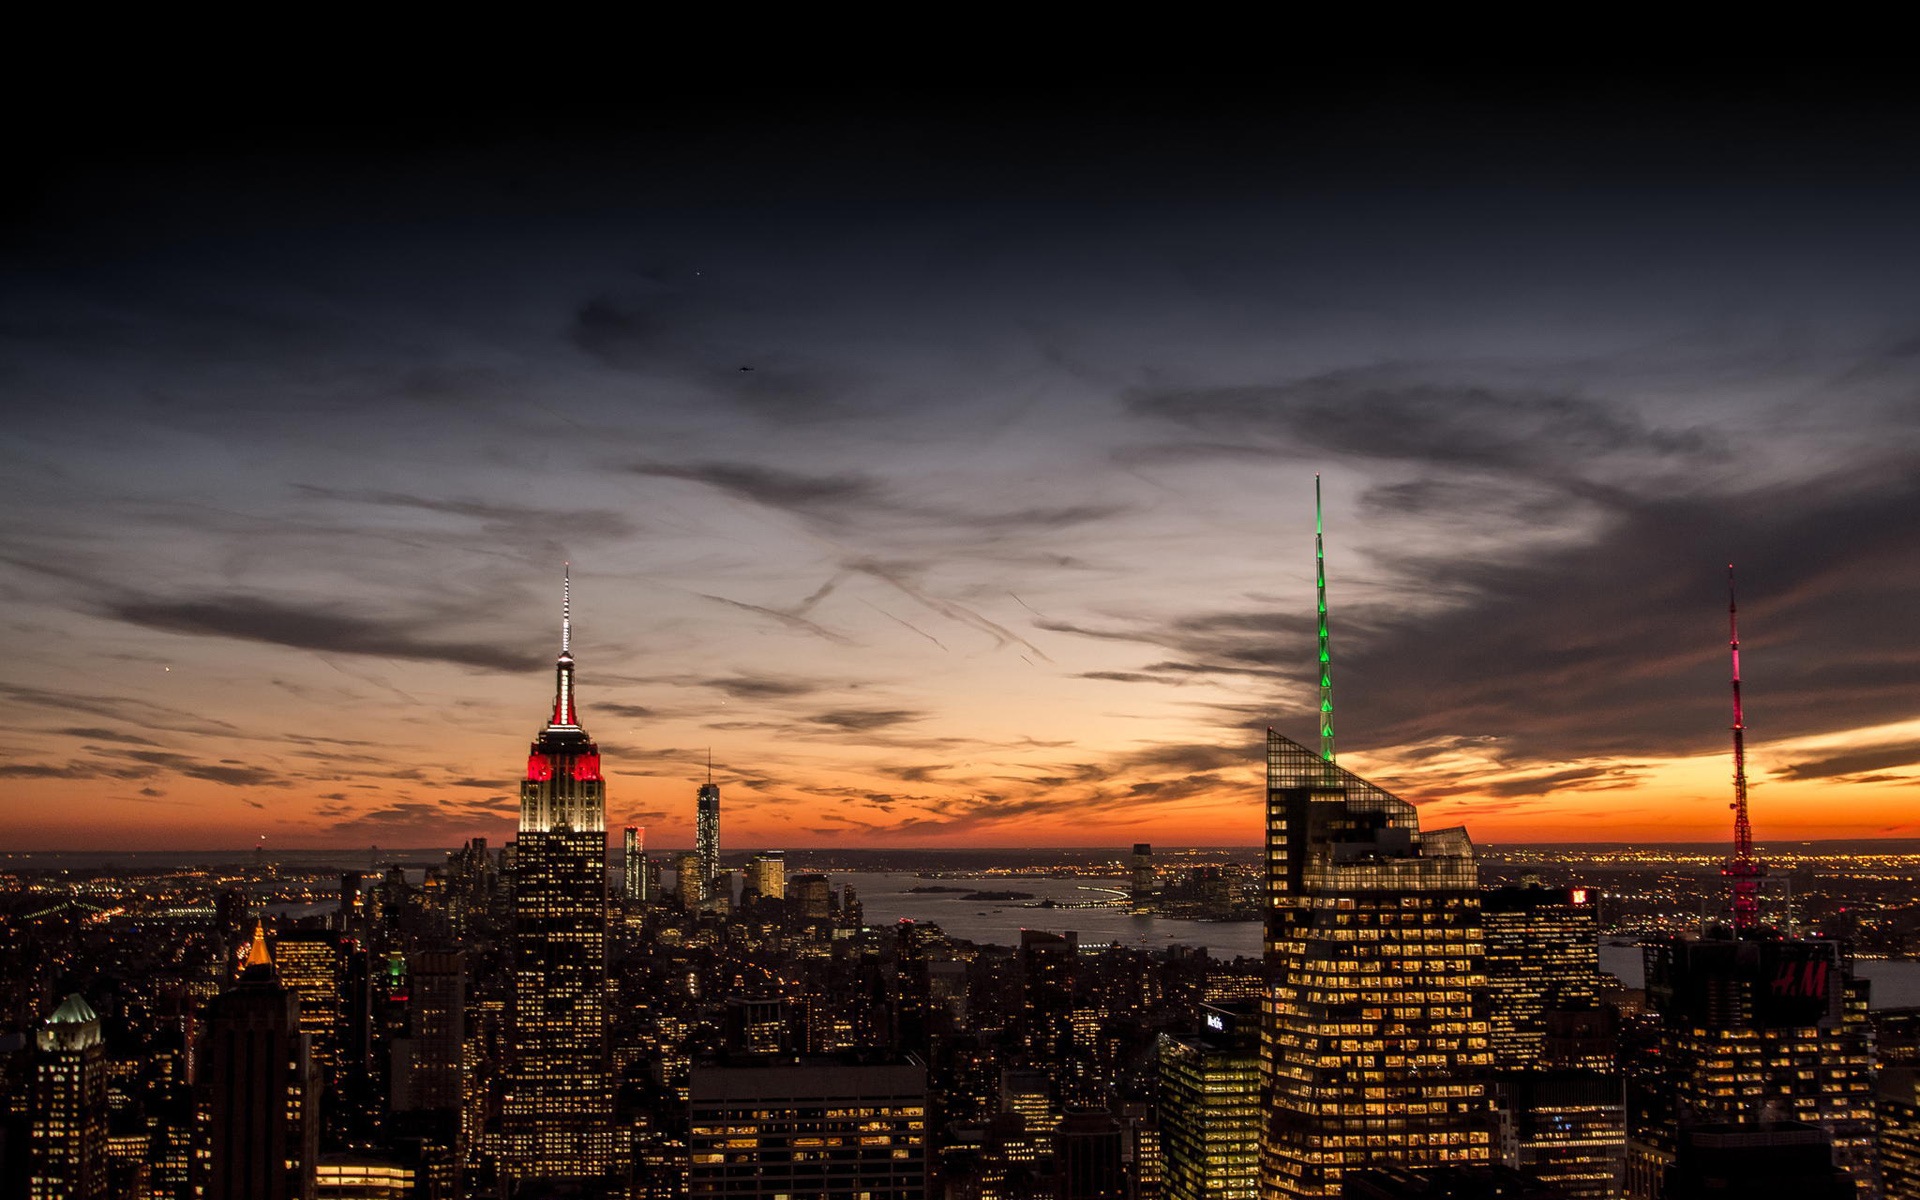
[{"x1": 550, "y1": 563, "x2": 579, "y2": 729}]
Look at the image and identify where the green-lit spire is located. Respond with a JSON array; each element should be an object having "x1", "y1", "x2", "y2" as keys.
[{"x1": 1315, "y1": 474, "x2": 1335, "y2": 765}]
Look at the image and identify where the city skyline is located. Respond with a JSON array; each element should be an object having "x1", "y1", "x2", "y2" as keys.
[{"x1": 5, "y1": 77, "x2": 1920, "y2": 851}]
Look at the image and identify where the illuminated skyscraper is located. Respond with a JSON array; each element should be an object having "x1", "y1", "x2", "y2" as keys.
[
  {"x1": 499, "y1": 570, "x2": 616, "y2": 1183},
  {"x1": 1481, "y1": 883, "x2": 1605, "y2": 1070},
  {"x1": 676, "y1": 851, "x2": 706, "y2": 911},
  {"x1": 1159, "y1": 1002, "x2": 1260, "y2": 1200},
  {"x1": 1259, "y1": 735, "x2": 1494, "y2": 1199},
  {"x1": 696, "y1": 763, "x2": 721, "y2": 894},
  {"x1": 30, "y1": 994, "x2": 107, "y2": 1200},
  {"x1": 625, "y1": 825, "x2": 648, "y2": 903},
  {"x1": 1877, "y1": 1068, "x2": 1920, "y2": 1199},
  {"x1": 1628, "y1": 935, "x2": 1874, "y2": 1198},
  {"x1": 1259, "y1": 480, "x2": 1494, "y2": 1199},
  {"x1": 1623, "y1": 581, "x2": 1873, "y2": 1199},
  {"x1": 270, "y1": 933, "x2": 346, "y2": 1083},
  {"x1": 748, "y1": 851, "x2": 786, "y2": 905}
]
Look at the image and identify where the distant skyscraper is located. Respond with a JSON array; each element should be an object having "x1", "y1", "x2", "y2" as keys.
[
  {"x1": 31, "y1": 994, "x2": 107, "y2": 1200},
  {"x1": 748, "y1": 850, "x2": 786, "y2": 905},
  {"x1": 499, "y1": 570, "x2": 615, "y2": 1183},
  {"x1": 676, "y1": 851, "x2": 706, "y2": 911},
  {"x1": 1020, "y1": 929, "x2": 1078, "y2": 1088},
  {"x1": 625, "y1": 825, "x2": 647, "y2": 903},
  {"x1": 391, "y1": 951, "x2": 465, "y2": 1116},
  {"x1": 696, "y1": 763, "x2": 721, "y2": 892},
  {"x1": 196, "y1": 925, "x2": 320, "y2": 1200},
  {"x1": 1130, "y1": 844, "x2": 1155, "y2": 902}
]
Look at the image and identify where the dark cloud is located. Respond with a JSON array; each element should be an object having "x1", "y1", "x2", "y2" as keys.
[
  {"x1": 1125, "y1": 365, "x2": 1721, "y2": 474},
  {"x1": 0, "y1": 763, "x2": 96, "y2": 779},
  {"x1": 634, "y1": 462, "x2": 883, "y2": 516},
  {"x1": 598, "y1": 703, "x2": 657, "y2": 719},
  {"x1": 701, "y1": 674, "x2": 827, "y2": 700},
  {"x1": 106, "y1": 596, "x2": 542, "y2": 672},
  {"x1": 115, "y1": 750, "x2": 288, "y2": 788},
  {"x1": 1214, "y1": 465, "x2": 1920, "y2": 767},
  {"x1": 1775, "y1": 741, "x2": 1920, "y2": 781},
  {"x1": 807, "y1": 709, "x2": 927, "y2": 731},
  {"x1": 58, "y1": 727, "x2": 163, "y2": 745},
  {"x1": 634, "y1": 462, "x2": 1124, "y2": 542},
  {"x1": 1476, "y1": 765, "x2": 1650, "y2": 798},
  {"x1": 294, "y1": 486, "x2": 637, "y2": 541}
]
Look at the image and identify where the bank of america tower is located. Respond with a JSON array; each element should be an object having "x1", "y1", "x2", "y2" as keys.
[{"x1": 499, "y1": 570, "x2": 616, "y2": 1183}]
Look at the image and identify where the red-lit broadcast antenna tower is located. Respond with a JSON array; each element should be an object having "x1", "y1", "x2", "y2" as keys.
[{"x1": 1720, "y1": 564, "x2": 1766, "y2": 931}]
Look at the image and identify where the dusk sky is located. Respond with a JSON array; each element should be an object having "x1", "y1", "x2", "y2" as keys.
[{"x1": 4, "y1": 68, "x2": 1918, "y2": 851}]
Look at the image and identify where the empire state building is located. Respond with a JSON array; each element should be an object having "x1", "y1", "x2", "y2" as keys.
[{"x1": 499, "y1": 571, "x2": 616, "y2": 1183}]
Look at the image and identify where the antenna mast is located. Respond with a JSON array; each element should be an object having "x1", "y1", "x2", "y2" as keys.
[
  {"x1": 1721, "y1": 564, "x2": 1766, "y2": 930},
  {"x1": 562, "y1": 563, "x2": 572, "y2": 655},
  {"x1": 1315, "y1": 475, "x2": 1335, "y2": 765}
]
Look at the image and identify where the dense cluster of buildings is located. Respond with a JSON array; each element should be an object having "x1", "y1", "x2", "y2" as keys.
[{"x1": 2, "y1": 547, "x2": 1912, "y2": 1200}]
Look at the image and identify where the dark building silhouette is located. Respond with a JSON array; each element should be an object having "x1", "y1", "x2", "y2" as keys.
[
  {"x1": 1341, "y1": 1165, "x2": 1568, "y2": 1200},
  {"x1": 1020, "y1": 930, "x2": 1077, "y2": 1087},
  {"x1": 1662, "y1": 1123, "x2": 1852, "y2": 1200},
  {"x1": 196, "y1": 925, "x2": 319, "y2": 1200},
  {"x1": 1055, "y1": 1110, "x2": 1125, "y2": 1200}
]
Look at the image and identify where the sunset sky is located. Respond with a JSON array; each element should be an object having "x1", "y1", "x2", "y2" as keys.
[{"x1": 4, "y1": 66, "x2": 1918, "y2": 851}]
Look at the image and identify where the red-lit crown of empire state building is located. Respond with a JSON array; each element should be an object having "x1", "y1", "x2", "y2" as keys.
[{"x1": 498, "y1": 572, "x2": 617, "y2": 1182}]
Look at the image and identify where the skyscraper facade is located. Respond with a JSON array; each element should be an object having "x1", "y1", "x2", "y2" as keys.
[
  {"x1": 196, "y1": 926, "x2": 320, "y2": 1200},
  {"x1": 30, "y1": 994, "x2": 107, "y2": 1200},
  {"x1": 1259, "y1": 733, "x2": 1495, "y2": 1200},
  {"x1": 748, "y1": 851, "x2": 786, "y2": 905},
  {"x1": 1158, "y1": 1002, "x2": 1260, "y2": 1200},
  {"x1": 696, "y1": 779, "x2": 721, "y2": 894},
  {"x1": 687, "y1": 1056, "x2": 927, "y2": 1200},
  {"x1": 498, "y1": 580, "x2": 615, "y2": 1183},
  {"x1": 1629, "y1": 935, "x2": 1875, "y2": 1197},
  {"x1": 625, "y1": 825, "x2": 648, "y2": 904}
]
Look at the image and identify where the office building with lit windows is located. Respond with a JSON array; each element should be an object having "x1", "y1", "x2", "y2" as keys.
[
  {"x1": 625, "y1": 825, "x2": 648, "y2": 903},
  {"x1": 1877, "y1": 1068, "x2": 1920, "y2": 1200},
  {"x1": 687, "y1": 1055, "x2": 927, "y2": 1200},
  {"x1": 1158, "y1": 1001, "x2": 1260, "y2": 1200},
  {"x1": 1481, "y1": 883, "x2": 1603, "y2": 1070},
  {"x1": 30, "y1": 994, "x2": 108, "y2": 1200},
  {"x1": 747, "y1": 851, "x2": 786, "y2": 906},
  {"x1": 1482, "y1": 883, "x2": 1623, "y2": 1200},
  {"x1": 498, "y1": 581, "x2": 617, "y2": 1183},
  {"x1": 1627, "y1": 934, "x2": 1875, "y2": 1199},
  {"x1": 1259, "y1": 732, "x2": 1496, "y2": 1200}
]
